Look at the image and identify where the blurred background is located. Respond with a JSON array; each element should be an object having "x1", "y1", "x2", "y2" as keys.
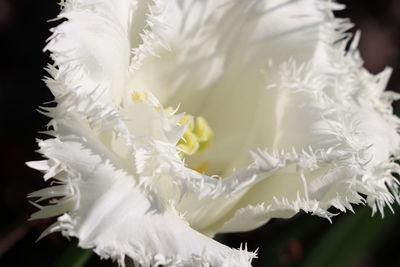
[{"x1": 1, "y1": 0, "x2": 400, "y2": 266}]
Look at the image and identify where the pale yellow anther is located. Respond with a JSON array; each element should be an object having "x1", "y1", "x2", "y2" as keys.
[
  {"x1": 178, "y1": 131, "x2": 200, "y2": 156},
  {"x1": 177, "y1": 113, "x2": 213, "y2": 157},
  {"x1": 178, "y1": 114, "x2": 194, "y2": 132},
  {"x1": 132, "y1": 91, "x2": 149, "y2": 102},
  {"x1": 165, "y1": 106, "x2": 213, "y2": 159},
  {"x1": 193, "y1": 117, "x2": 213, "y2": 151}
]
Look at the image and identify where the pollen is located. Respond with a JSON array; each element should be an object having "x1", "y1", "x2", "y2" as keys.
[
  {"x1": 177, "y1": 114, "x2": 213, "y2": 157},
  {"x1": 192, "y1": 161, "x2": 209, "y2": 174},
  {"x1": 132, "y1": 90, "x2": 149, "y2": 102}
]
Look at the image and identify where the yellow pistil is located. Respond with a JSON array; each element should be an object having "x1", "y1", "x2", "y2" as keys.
[{"x1": 176, "y1": 114, "x2": 213, "y2": 157}]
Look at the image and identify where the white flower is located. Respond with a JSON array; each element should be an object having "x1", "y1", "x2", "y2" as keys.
[{"x1": 28, "y1": 0, "x2": 400, "y2": 266}]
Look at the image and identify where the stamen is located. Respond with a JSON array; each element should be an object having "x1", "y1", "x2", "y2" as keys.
[
  {"x1": 193, "y1": 117, "x2": 213, "y2": 152},
  {"x1": 176, "y1": 114, "x2": 213, "y2": 156},
  {"x1": 178, "y1": 131, "x2": 200, "y2": 156}
]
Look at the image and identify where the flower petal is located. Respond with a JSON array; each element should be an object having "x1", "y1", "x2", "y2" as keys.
[
  {"x1": 213, "y1": 19, "x2": 400, "y2": 233},
  {"x1": 47, "y1": 0, "x2": 134, "y2": 100},
  {"x1": 128, "y1": 0, "x2": 332, "y2": 103},
  {"x1": 29, "y1": 119, "x2": 256, "y2": 267}
]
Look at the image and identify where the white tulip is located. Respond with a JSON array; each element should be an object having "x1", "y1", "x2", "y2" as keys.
[{"x1": 28, "y1": 0, "x2": 400, "y2": 266}]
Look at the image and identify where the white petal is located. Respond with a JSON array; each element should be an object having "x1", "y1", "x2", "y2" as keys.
[
  {"x1": 214, "y1": 18, "x2": 400, "y2": 232},
  {"x1": 128, "y1": 0, "x2": 330, "y2": 103},
  {"x1": 29, "y1": 126, "x2": 256, "y2": 266},
  {"x1": 46, "y1": 0, "x2": 134, "y2": 101}
]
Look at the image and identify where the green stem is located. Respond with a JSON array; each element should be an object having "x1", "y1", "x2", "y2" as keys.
[
  {"x1": 54, "y1": 241, "x2": 93, "y2": 267},
  {"x1": 299, "y1": 206, "x2": 398, "y2": 267}
]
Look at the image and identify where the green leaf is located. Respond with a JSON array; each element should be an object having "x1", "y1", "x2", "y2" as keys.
[
  {"x1": 54, "y1": 241, "x2": 92, "y2": 267},
  {"x1": 299, "y1": 206, "x2": 398, "y2": 267}
]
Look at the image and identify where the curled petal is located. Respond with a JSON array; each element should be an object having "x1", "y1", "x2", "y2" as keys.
[{"x1": 214, "y1": 22, "x2": 400, "y2": 233}]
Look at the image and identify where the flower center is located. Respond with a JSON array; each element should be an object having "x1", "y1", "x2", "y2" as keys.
[
  {"x1": 177, "y1": 114, "x2": 213, "y2": 174},
  {"x1": 130, "y1": 91, "x2": 213, "y2": 173}
]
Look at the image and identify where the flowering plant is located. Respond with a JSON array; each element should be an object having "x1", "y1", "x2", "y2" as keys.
[{"x1": 29, "y1": 0, "x2": 400, "y2": 266}]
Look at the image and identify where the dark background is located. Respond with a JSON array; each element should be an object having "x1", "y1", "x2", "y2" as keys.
[{"x1": 1, "y1": 0, "x2": 400, "y2": 266}]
